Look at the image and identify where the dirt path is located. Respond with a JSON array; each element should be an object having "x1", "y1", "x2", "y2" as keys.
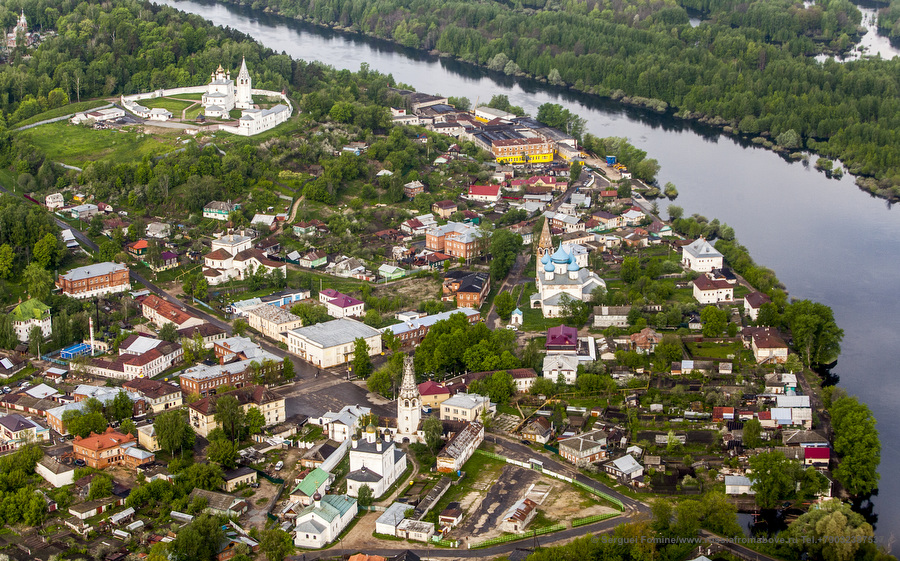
[{"x1": 376, "y1": 449, "x2": 419, "y2": 507}]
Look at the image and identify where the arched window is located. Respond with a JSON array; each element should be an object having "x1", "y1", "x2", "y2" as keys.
[{"x1": 404, "y1": 400, "x2": 409, "y2": 408}]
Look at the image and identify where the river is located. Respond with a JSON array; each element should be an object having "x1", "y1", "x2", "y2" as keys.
[{"x1": 156, "y1": 0, "x2": 900, "y2": 537}]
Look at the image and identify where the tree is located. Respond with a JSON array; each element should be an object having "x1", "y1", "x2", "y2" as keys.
[
  {"x1": 87, "y1": 475, "x2": 112, "y2": 500},
  {"x1": 782, "y1": 499, "x2": 876, "y2": 561},
  {"x1": 120, "y1": 418, "x2": 136, "y2": 436},
  {"x1": 232, "y1": 318, "x2": 248, "y2": 336},
  {"x1": 206, "y1": 438, "x2": 237, "y2": 468},
  {"x1": 155, "y1": 409, "x2": 195, "y2": 457},
  {"x1": 290, "y1": 303, "x2": 330, "y2": 326},
  {"x1": 195, "y1": 278, "x2": 209, "y2": 300},
  {"x1": 667, "y1": 205, "x2": 683, "y2": 221},
  {"x1": 494, "y1": 291, "x2": 515, "y2": 320},
  {"x1": 489, "y1": 229, "x2": 522, "y2": 281},
  {"x1": 352, "y1": 337, "x2": 372, "y2": 379},
  {"x1": 422, "y1": 416, "x2": 443, "y2": 453},
  {"x1": 653, "y1": 334, "x2": 682, "y2": 369},
  {"x1": 367, "y1": 368, "x2": 393, "y2": 397},
  {"x1": 109, "y1": 390, "x2": 134, "y2": 422},
  {"x1": 33, "y1": 233, "x2": 58, "y2": 269},
  {"x1": 620, "y1": 256, "x2": 640, "y2": 284},
  {"x1": 783, "y1": 300, "x2": 843, "y2": 368},
  {"x1": 382, "y1": 329, "x2": 402, "y2": 353},
  {"x1": 831, "y1": 395, "x2": 880, "y2": 496},
  {"x1": 363, "y1": 308, "x2": 381, "y2": 327},
  {"x1": 259, "y1": 529, "x2": 294, "y2": 561},
  {"x1": 560, "y1": 294, "x2": 591, "y2": 326},
  {"x1": 28, "y1": 325, "x2": 43, "y2": 357},
  {"x1": 748, "y1": 451, "x2": 796, "y2": 509},
  {"x1": 0, "y1": 244, "x2": 13, "y2": 279},
  {"x1": 245, "y1": 407, "x2": 265, "y2": 436},
  {"x1": 742, "y1": 418, "x2": 763, "y2": 448},
  {"x1": 531, "y1": 376, "x2": 556, "y2": 397},
  {"x1": 22, "y1": 262, "x2": 52, "y2": 301},
  {"x1": 214, "y1": 395, "x2": 246, "y2": 443},
  {"x1": 170, "y1": 514, "x2": 226, "y2": 561},
  {"x1": 357, "y1": 484, "x2": 374, "y2": 507},
  {"x1": 62, "y1": 410, "x2": 107, "y2": 438},
  {"x1": 700, "y1": 305, "x2": 727, "y2": 337},
  {"x1": 159, "y1": 322, "x2": 178, "y2": 342},
  {"x1": 281, "y1": 357, "x2": 294, "y2": 381}
]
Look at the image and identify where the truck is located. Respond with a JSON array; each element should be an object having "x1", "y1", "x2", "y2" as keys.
[{"x1": 606, "y1": 155, "x2": 617, "y2": 166}]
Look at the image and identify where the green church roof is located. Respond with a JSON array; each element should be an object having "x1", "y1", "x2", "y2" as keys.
[{"x1": 10, "y1": 299, "x2": 49, "y2": 322}]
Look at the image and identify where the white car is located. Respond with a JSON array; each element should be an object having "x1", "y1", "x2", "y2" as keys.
[{"x1": 274, "y1": 461, "x2": 284, "y2": 471}]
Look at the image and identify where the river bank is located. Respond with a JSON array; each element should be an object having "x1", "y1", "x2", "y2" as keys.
[{"x1": 210, "y1": 0, "x2": 900, "y2": 202}]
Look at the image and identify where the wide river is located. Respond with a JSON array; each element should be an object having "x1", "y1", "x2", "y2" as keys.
[{"x1": 158, "y1": 0, "x2": 900, "y2": 537}]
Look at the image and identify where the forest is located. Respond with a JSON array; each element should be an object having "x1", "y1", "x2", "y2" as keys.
[{"x1": 208, "y1": 0, "x2": 900, "y2": 198}]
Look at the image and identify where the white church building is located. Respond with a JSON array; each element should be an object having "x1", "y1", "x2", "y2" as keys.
[
  {"x1": 530, "y1": 221, "x2": 606, "y2": 317},
  {"x1": 202, "y1": 58, "x2": 253, "y2": 118},
  {"x1": 346, "y1": 425, "x2": 408, "y2": 499}
]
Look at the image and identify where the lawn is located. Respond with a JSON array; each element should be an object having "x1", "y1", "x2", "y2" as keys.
[
  {"x1": 141, "y1": 97, "x2": 196, "y2": 115},
  {"x1": 14, "y1": 99, "x2": 110, "y2": 127},
  {"x1": 685, "y1": 341, "x2": 744, "y2": 360},
  {"x1": 424, "y1": 452, "x2": 506, "y2": 524},
  {"x1": 169, "y1": 93, "x2": 203, "y2": 101},
  {"x1": 18, "y1": 122, "x2": 177, "y2": 166}
]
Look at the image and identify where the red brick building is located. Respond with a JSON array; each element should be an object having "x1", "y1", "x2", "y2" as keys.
[
  {"x1": 73, "y1": 427, "x2": 155, "y2": 469},
  {"x1": 56, "y1": 262, "x2": 131, "y2": 299}
]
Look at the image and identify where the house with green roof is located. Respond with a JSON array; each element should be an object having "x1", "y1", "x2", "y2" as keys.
[
  {"x1": 289, "y1": 467, "x2": 332, "y2": 506},
  {"x1": 10, "y1": 299, "x2": 51, "y2": 343},
  {"x1": 293, "y1": 493, "x2": 357, "y2": 548}
]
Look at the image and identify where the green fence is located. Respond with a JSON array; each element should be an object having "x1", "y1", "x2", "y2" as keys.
[
  {"x1": 572, "y1": 480, "x2": 624, "y2": 511},
  {"x1": 470, "y1": 524, "x2": 566, "y2": 549},
  {"x1": 572, "y1": 512, "x2": 620, "y2": 527},
  {"x1": 254, "y1": 470, "x2": 285, "y2": 485},
  {"x1": 473, "y1": 449, "x2": 506, "y2": 462}
]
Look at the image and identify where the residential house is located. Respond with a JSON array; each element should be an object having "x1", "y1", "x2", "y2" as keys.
[
  {"x1": 318, "y1": 289, "x2": 365, "y2": 319},
  {"x1": 10, "y1": 299, "x2": 51, "y2": 342},
  {"x1": 439, "y1": 503, "x2": 463, "y2": 529},
  {"x1": 630, "y1": 327, "x2": 662, "y2": 354},
  {"x1": 188, "y1": 488, "x2": 248, "y2": 517},
  {"x1": 378, "y1": 264, "x2": 406, "y2": 281},
  {"x1": 681, "y1": 238, "x2": 724, "y2": 273},
  {"x1": 605, "y1": 454, "x2": 643, "y2": 481},
  {"x1": 152, "y1": 251, "x2": 179, "y2": 272},
  {"x1": 521, "y1": 416, "x2": 553, "y2": 444},
  {"x1": 764, "y1": 373, "x2": 798, "y2": 394},
  {"x1": 442, "y1": 271, "x2": 490, "y2": 308},
  {"x1": 247, "y1": 305, "x2": 303, "y2": 343},
  {"x1": 36, "y1": 455, "x2": 76, "y2": 488},
  {"x1": 436, "y1": 421, "x2": 484, "y2": 473},
  {"x1": 126, "y1": 239, "x2": 149, "y2": 259},
  {"x1": 139, "y1": 294, "x2": 205, "y2": 330},
  {"x1": 804, "y1": 447, "x2": 830, "y2": 469},
  {"x1": 123, "y1": 378, "x2": 182, "y2": 413},
  {"x1": 136, "y1": 424, "x2": 160, "y2": 452},
  {"x1": 546, "y1": 325, "x2": 578, "y2": 353},
  {"x1": 692, "y1": 275, "x2": 734, "y2": 304},
  {"x1": 544, "y1": 211, "x2": 583, "y2": 234},
  {"x1": 752, "y1": 331, "x2": 789, "y2": 364},
  {"x1": 744, "y1": 291, "x2": 771, "y2": 321},
  {"x1": 558, "y1": 430, "x2": 608, "y2": 464},
  {"x1": 45, "y1": 193, "x2": 64, "y2": 209},
  {"x1": 375, "y1": 502, "x2": 408, "y2": 536},
  {"x1": 346, "y1": 429, "x2": 407, "y2": 498},
  {"x1": 293, "y1": 220, "x2": 326, "y2": 236},
  {"x1": 403, "y1": 180, "x2": 425, "y2": 198},
  {"x1": 724, "y1": 475, "x2": 755, "y2": 495},
  {"x1": 396, "y1": 520, "x2": 435, "y2": 542},
  {"x1": 177, "y1": 323, "x2": 227, "y2": 347},
  {"x1": 507, "y1": 368, "x2": 538, "y2": 392},
  {"x1": 222, "y1": 467, "x2": 258, "y2": 492},
  {"x1": 187, "y1": 386, "x2": 285, "y2": 437},
  {"x1": 432, "y1": 200, "x2": 458, "y2": 219},
  {"x1": 467, "y1": 184, "x2": 501, "y2": 203},
  {"x1": 439, "y1": 393, "x2": 490, "y2": 422},
  {"x1": 417, "y1": 381, "x2": 451, "y2": 409},
  {"x1": 293, "y1": 494, "x2": 358, "y2": 548},
  {"x1": 0, "y1": 414, "x2": 49, "y2": 449},
  {"x1": 70, "y1": 204, "x2": 99, "y2": 219},
  {"x1": 56, "y1": 262, "x2": 131, "y2": 299},
  {"x1": 146, "y1": 222, "x2": 171, "y2": 239},
  {"x1": 73, "y1": 427, "x2": 155, "y2": 469},
  {"x1": 542, "y1": 354, "x2": 578, "y2": 385},
  {"x1": 298, "y1": 250, "x2": 327, "y2": 269},
  {"x1": 180, "y1": 337, "x2": 281, "y2": 395},
  {"x1": 203, "y1": 201, "x2": 241, "y2": 221},
  {"x1": 320, "y1": 405, "x2": 371, "y2": 442},
  {"x1": 383, "y1": 308, "x2": 480, "y2": 348},
  {"x1": 426, "y1": 222, "x2": 484, "y2": 261}
]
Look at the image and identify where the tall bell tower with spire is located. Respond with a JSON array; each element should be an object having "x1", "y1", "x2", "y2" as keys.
[
  {"x1": 396, "y1": 355, "x2": 421, "y2": 441},
  {"x1": 235, "y1": 56, "x2": 253, "y2": 109},
  {"x1": 536, "y1": 218, "x2": 553, "y2": 274}
]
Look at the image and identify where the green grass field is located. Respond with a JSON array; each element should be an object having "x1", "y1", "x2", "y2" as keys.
[
  {"x1": 169, "y1": 93, "x2": 203, "y2": 101},
  {"x1": 141, "y1": 97, "x2": 195, "y2": 115},
  {"x1": 14, "y1": 100, "x2": 111, "y2": 127},
  {"x1": 18, "y1": 122, "x2": 177, "y2": 166}
]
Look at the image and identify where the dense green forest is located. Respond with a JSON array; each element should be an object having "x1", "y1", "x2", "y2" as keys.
[{"x1": 210, "y1": 0, "x2": 900, "y2": 198}]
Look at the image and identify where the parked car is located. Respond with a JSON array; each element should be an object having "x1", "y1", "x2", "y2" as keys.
[
  {"x1": 274, "y1": 461, "x2": 284, "y2": 471},
  {"x1": 74, "y1": 459, "x2": 86, "y2": 467},
  {"x1": 250, "y1": 482, "x2": 260, "y2": 488}
]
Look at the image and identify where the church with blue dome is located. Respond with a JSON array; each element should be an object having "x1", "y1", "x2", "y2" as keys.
[{"x1": 530, "y1": 220, "x2": 606, "y2": 317}]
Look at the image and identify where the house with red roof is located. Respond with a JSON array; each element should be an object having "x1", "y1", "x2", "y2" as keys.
[
  {"x1": 692, "y1": 274, "x2": 734, "y2": 304},
  {"x1": 546, "y1": 325, "x2": 578, "y2": 353},
  {"x1": 467, "y1": 184, "x2": 501, "y2": 203},
  {"x1": 318, "y1": 289, "x2": 365, "y2": 319},
  {"x1": 418, "y1": 381, "x2": 451, "y2": 408},
  {"x1": 803, "y1": 447, "x2": 830, "y2": 468},
  {"x1": 744, "y1": 291, "x2": 771, "y2": 321},
  {"x1": 126, "y1": 239, "x2": 149, "y2": 258}
]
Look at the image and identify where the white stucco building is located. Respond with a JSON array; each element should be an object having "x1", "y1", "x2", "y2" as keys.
[
  {"x1": 681, "y1": 238, "x2": 724, "y2": 273},
  {"x1": 202, "y1": 58, "x2": 253, "y2": 118},
  {"x1": 293, "y1": 494, "x2": 357, "y2": 548},
  {"x1": 286, "y1": 319, "x2": 382, "y2": 369}
]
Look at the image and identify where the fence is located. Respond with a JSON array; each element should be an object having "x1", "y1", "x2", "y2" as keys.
[
  {"x1": 572, "y1": 512, "x2": 619, "y2": 527},
  {"x1": 571, "y1": 480, "x2": 624, "y2": 511},
  {"x1": 470, "y1": 524, "x2": 566, "y2": 549}
]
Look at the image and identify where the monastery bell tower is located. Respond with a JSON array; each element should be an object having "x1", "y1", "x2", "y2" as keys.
[{"x1": 396, "y1": 355, "x2": 421, "y2": 441}]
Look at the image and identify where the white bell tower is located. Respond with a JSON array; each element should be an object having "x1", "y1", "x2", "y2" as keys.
[
  {"x1": 396, "y1": 355, "x2": 421, "y2": 441},
  {"x1": 235, "y1": 57, "x2": 253, "y2": 109}
]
